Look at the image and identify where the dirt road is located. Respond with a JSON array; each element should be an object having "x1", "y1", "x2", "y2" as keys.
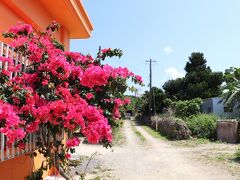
[{"x1": 73, "y1": 120, "x2": 238, "y2": 180}]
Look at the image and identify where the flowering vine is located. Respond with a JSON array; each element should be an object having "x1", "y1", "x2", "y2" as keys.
[{"x1": 0, "y1": 22, "x2": 143, "y2": 176}]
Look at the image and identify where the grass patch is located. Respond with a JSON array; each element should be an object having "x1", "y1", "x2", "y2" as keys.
[
  {"x1": 216, "y1": 153, "x2": 235, "y2": 162},
  {"x1": 89, "y1": 163, "x2": 113, "y2": 180},
  {"x1": 171, "y1": 138, "x2": 210, "y2": 147},
  {"x1": 131, "y1": 122, "x2": 146, "y2": 143},
  {"x1": 69, "y1": 155, "x2": 88, "y2": 167},
  {"x1": 112, "y1": 120, "x2": 126, "y2": 146},
  {"x1": 141, "y1": 124, "x2": 168, "y2": 141},
  {"x1": 235, "y1": 147, "x2": 240, "y2": 161},
  {"x1": 206, "y1": 152, "x2": 240, "y2": 176}
]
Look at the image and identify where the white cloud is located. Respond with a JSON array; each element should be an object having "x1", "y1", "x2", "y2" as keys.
[
  {"x1": 165, "y1": 67, "x2": 184, "y2": 80},
  {"x1": 163, "y1": 46, "x2": 173, "y2": 54}
]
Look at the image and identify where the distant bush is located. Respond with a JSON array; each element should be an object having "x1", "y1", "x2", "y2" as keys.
[
  {"x1": 173, "y1": 98, "x2": 202, "y2": 119},
  {"x1": 187, "y1": 114, "x2": 218, "y2": 140}
]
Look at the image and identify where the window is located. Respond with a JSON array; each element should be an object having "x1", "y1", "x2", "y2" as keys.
[
  {"x1": 224, "y1": 106, "x2": 233, "y2": 112},
  {"x1": 207, "y1": 107, "x2": 212, "y2": 113}
]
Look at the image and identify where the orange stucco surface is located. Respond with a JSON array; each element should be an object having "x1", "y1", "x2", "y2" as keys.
[
  {"x1": 0, "y1": 1, "x2": 92, "y2": 179},
  {"x1": 0, "y1": 155, "x2": 32, "y2": 180}
]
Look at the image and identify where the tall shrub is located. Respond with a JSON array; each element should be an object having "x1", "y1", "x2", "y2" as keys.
[
  {"x1": 173, "y1": 98, "x2": 202, "y2": 119},
  {"x1": 187, "y1": 114, "x2": 218, "y2": 140}
]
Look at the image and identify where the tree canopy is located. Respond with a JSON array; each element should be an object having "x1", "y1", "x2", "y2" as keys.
[
  {"x1": 163, "y1": 52, "x2": 223, "y2": 100},
  {"x1": 139, "y1": 87, "x2": 166, "y2": 115}
]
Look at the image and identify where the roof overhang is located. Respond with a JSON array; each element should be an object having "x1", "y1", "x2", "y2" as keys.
[{"x1": 39, "y1": 0, "x2": 93, "y2": 39}]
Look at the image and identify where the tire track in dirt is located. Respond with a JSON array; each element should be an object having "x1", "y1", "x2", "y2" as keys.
[{"x1": 74, "y1": 120, "x2": 237, "y2": 180}]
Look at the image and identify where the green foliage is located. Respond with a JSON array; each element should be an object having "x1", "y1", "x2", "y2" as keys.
[
  {"x1": 163, "y1": 78, "x2": 186, "y2": 100},
  {"x1": 131, "y1": 122, "x2": 146, "y2": 143},
  {"x1": 124, "y1": 95, "x2": 138, "y2": 112},
  {"x1": 163, "y1": 98, "x2": 173, "y2": 108},
  {"x1": 98, "y1": 48, "x2": 123, "y2": 61},
  {"x1": 163, "y1": 52, "x2": 223, "y2": 100},
  {"x1": 173, "y1": 98, "x2": 202, "y2": 119},
  {"x1": 112, "y1": 120, "x2": 126, "y2": 146},
  {"x1": 25, "y1": 167, "x2": 44, "y2": 180},
  {"x1": 235, "y1": 147, "x2": 240, "y2": 160},
  {"x1": 185, "y1": 52, "x2": 209, "y2": 73},
  {"x1": 187, "y1": 114, "x2": 218, "y2": 140},
  {"x1": 141, "y1": 125, "x2": 168, "y2": 141},
  {"x1": 221, "y1": 67, "x2": 240, "y2": 107},
  {"x1": 172, "y1": 138, "x2": 210, "y2": 147},
  {"x1": 139, "y1": 87, "x2": 167, "y2": 115}
]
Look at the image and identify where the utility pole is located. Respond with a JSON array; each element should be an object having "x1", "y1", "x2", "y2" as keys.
[
  {"x1": 98, "y1": 46, "x2": 102, "y2": 64},
  {"x1": 146, "y1": 59, "x2": 157, "y2": 116}
]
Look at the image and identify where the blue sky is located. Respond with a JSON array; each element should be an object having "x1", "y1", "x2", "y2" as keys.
[{"x1": 71, "y1": 0, "x2": 240, "y2": 94}]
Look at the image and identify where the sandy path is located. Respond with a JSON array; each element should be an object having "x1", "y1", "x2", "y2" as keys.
[{"x1": 74, "y1": 120, "x2": 237, "y2": 180}]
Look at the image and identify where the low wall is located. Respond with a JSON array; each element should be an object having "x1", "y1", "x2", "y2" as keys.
[
  {"x1": 0, "y1": 155, "x2": 32, "y2": 180},
  {"x1": 217, "y1": 120, "x2": 238, "y2": 143}
]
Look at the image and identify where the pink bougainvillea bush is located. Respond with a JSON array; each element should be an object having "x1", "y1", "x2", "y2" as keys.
[{"x1": 0, "y1": 22, "x2": 143, "y2": 174}]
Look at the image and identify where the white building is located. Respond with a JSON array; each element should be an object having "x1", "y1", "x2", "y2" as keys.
[{"x1": 201, "y1": 97, "x2": 240, "y2": 118}]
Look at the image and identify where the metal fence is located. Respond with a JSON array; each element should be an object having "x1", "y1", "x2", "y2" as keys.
[
  {"x1": 0, "y1": 41, "x2": 29, "y2": 79},
  {"x1": 0, "y1": 133, "x2": 36, "y2": 162},
  {"x1": 0, "y1": 41, "x2": 65, "y2": 162},
  {"x1": 0, "y1": 41, "x2": 55, "y2": 162},
  {"x1": 0, "y1": 41, "x2": 34, "y2": 162}
]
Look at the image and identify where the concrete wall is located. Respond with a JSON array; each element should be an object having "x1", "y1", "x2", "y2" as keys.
[{"x1": 217, "y1": 120, "x2": 239, "y2": 143}]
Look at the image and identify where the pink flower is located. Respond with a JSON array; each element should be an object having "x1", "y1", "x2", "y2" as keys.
[
  {"x1": 124, "y1": 98, "x2": 131, "y2": 105},
  {"x1": 18, "y1": 142, "x2": 26, "y2": 150},
  {"x1": 86, "y1": 93, "x2": 94, "y2": 100},
  {"x1": 1, "y1": 70, "x2": 10, "y2": 76},
  {"x1": 0, "y1": 22, "x2": 142, "y2": 159},
  {"x1": 26, "y1": 121, "x2": 39, "y2": 133},
  {"x1": 66, "y1": 137, "x2": 80, "y2": 148},
  {"x1": 80, "y1": 65, "x2": 110, "y2": 88},
  {"x1": 9, "y1": 22, "x2": 33, "y2": 35},
  {"x1": 10, "y1": 37, "x2": 28, "y2": 48},
  {"x1": 42, "y1": 79, "x2": 48, "y2": 86},
  {"x1": 65, "y1": 153, "x2": 71, "y2": 159},
  {"x1": 135, "y1": 75, "x2": 143, "y2": 83},
  {"x1": 101, "y1": 48, "x2": 111, "y2": 53},
  {"x1": 0, "y1": 128, "x2": 26, "y2": 145}
]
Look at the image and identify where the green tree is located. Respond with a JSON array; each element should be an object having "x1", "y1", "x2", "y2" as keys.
[
  {"x1": 140, "y1": 87, "x2": 166, "y2": 115},
  {"x1": 185, "y1": 52, "x2": 210, "y2": 73},
  {"x1": 162, "y1": 78, "x2": 186, "y2": 100},
  {"x1": 163, "y1": 52, "x2": 223, "y2": 100}
]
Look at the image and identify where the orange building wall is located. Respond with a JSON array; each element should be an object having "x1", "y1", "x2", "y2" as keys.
[
  {"x1": 0, "y1": 1, "x2": 70, "y2": 50},
  {"x1": 0, "y1": 2, "x2": 20, "y2": 43}
]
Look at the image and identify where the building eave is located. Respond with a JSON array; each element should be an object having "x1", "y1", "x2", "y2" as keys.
[{"x1": 39, "y1": 0, "x2": 93, "y2": 39}]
